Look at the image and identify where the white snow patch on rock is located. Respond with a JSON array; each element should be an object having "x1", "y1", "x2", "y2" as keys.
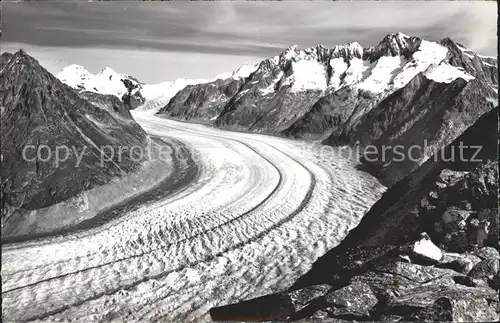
[
  {"x1": 283, "y1": 45, "x2": 299, "y2": 60},
  {"x1": 259, "y1": 72, "x2": 283, "y2": 95},
  {"x1": 356, "y1": 56, "x2": 403, "y2": 93},
  {"x1": 412, "y1": 237, "x2": 443, "y2": 263},
  {"x1": 342, "y1": 58, "x2": 372, "y2": 86},
  {"x1": 463, "y1": 52, "x2": 475, "y2": 59},
  {"x1": 231, "y1": 62, "x2": 259, "y2": 80},
  {"x1": 477, "y1": 54, "x2": 496, "y2": 59},
  {"x1": 424, "y1": 63, "x2": 475, "y2": 83},
  {"x1": 391, "y1": 40, "x2": 448, "y2": 89},
  {"x1": 286, "y1": 59, "x2": 327, "y2": 92},
  {"x1": 482, "y1": 62, "x2": 497, "y2": 67}
]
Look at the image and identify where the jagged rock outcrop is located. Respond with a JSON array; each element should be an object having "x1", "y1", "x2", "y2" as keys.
[
  {"x1": 210, "y1": 107, "x2": 499, "y2": 322},
  {"x1": 0, "y1": 50, "x2": 148, "y2": 237},
  {"x1": 282, "y1": 86, "x2": 377, "y2": 139},
  {"x1": 366, "y1": 32, "x2": 422, "y2": 61},
  {"x1": 439, "y1": 37, "x2": 498, "y2": 86},
  {"x1": 121, "y1": 78, "x2": 146, "y2": 109},
  {"x1": 1, "y1": 52, "x2": 14, "y2": 71},
  {"x1": 79, "y1": 91, "x2": 135, "y2": 119}
]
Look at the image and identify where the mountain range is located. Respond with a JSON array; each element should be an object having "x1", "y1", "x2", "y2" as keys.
[
  {"x1": 55, "y1": 32, "x2": 497, "y2": 186},
  {"x1": 1, "y1": 32, "x2": 497, "y2": 322}
]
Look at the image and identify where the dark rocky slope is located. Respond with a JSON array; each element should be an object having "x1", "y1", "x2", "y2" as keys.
[
  {"x1": 281, "y1": 86, "x2": 378, "y2": 140},
  {"x1": 161, "y1": 76, "x2": 246, "y2": 123},
  {"x1": 324, "y1": 74, "x2": 497, "y2": 186},
  {"x1": 318, "y1": 37, "x2": 498, "y2": 186},
  {"x1": 0, "y1": 50, "x2": 148, "y2": 236},
  {"x1": 210, "y1": 107, "x2": 499, "y2": 322}
]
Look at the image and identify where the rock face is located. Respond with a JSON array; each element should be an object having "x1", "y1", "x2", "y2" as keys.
[
  {"x1": 0, "y1": 50, "x2": 148, "y2": 236},
  {"x1": 1, "y1": 52, "x2": 14, "y2": 71},
  {"x1": 209, "y1": 107, "x2": 499, "y2": 321},
  {"x1": 121, "y1": 78, "x2": 146, "y2": 110}
]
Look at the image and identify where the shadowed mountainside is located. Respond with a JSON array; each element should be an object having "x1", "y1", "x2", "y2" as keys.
[{"x1": 0, "y1": 50, "x2": 148, "y2": 235}]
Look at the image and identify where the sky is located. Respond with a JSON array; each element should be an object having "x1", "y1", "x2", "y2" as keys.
[{"x1": 1, "y1": 1, "x2": 497, "y2": 83}]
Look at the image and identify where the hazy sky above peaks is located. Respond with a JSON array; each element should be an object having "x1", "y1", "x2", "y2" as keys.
[{"x1": 1, "y1": 1, "x2": 497, "y2": 83}]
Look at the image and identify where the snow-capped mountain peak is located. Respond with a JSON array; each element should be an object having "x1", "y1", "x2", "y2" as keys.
[
  {"x1": 231, "y1": 62, "x2": 259, "y2": 80},
  {"x1": 200, "y1": 33, "x2": 483, "y2": 97},
  {"x1": 58, "y1": 33, "x2": 495, "y2": 120},
  {"x1": 280, "y1": 45, "x2": 299, "y2": 62},
  {"x1": 57, "y1": 64, "x2": 93, "y2": 90},
  {"x1": 96, "y1": 66, "x2": 120, "y2": 79},
  {"x1": 371, "y1": 32, "x2": 421, "y2": 59},
  {"x1": 157, "y1": 33, "x2": 496, "y2": 135},
  {"x1": 57, "y1": 65, "x2": 140, "y2": 98}
]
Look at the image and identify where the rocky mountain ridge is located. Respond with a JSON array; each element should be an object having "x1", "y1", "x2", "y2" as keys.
[
  {"x1": 158, "y1": 33, "x2": 496, "y2": 134},
  {"x1": 156, "y1": 33, "x2": 497, "y2": 185}
]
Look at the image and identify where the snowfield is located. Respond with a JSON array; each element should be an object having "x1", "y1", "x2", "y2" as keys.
[{"x1": 2, "y1": 112, "x2": 386, "y2": 322}]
